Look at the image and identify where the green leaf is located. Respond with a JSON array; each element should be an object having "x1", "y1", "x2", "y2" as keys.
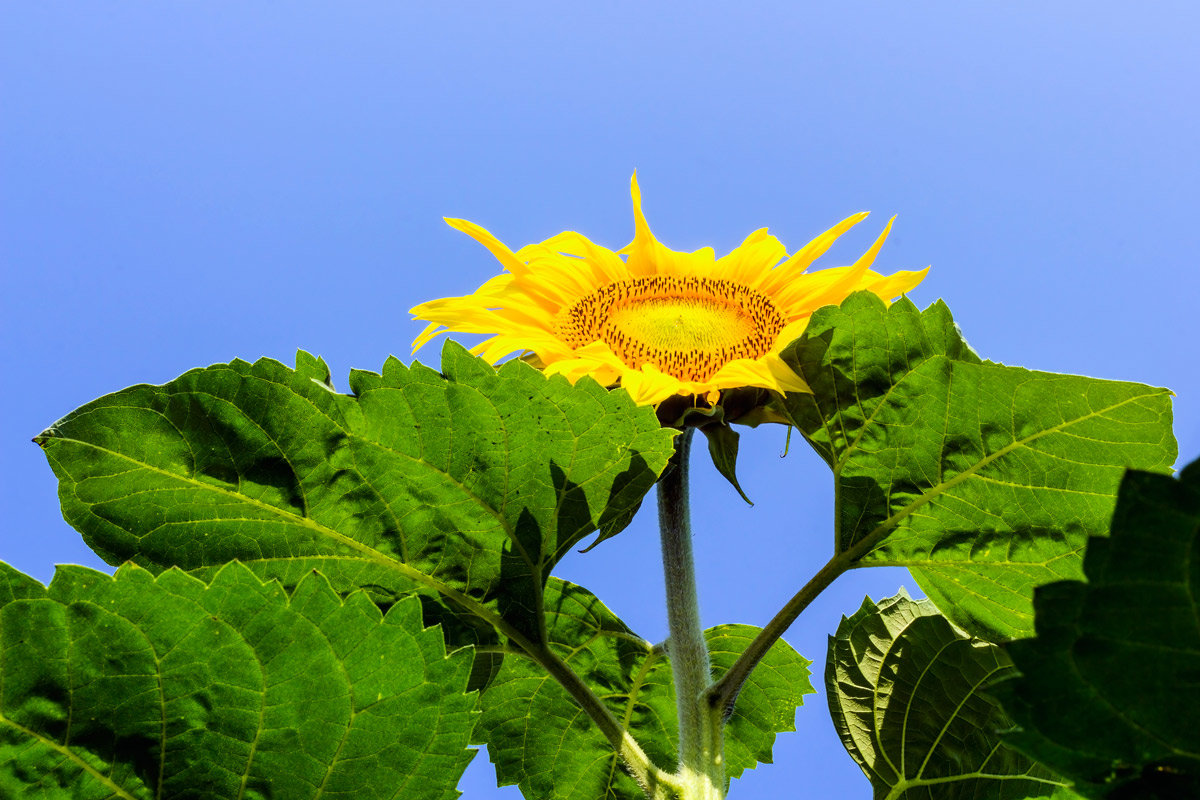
[
  {"x1": 33, "y1": 344, "x2": 683, "y2": 793},
  {"x1": 34, "y1": 342, "x2": 676, "y2": 646},
  {"x1": 475, "y1": 579, "x2": 813, "y2": 799},
  {"x1": 706, "y1": 624, "x2": 813, "y2": 778},
  {"x1": 827, "y1": 590, "x2": 1081, "y2": 800},
  {"x1": 780, "y1": 293, "x2": 1176, "y2": 640},
  {"x1": 0, "y1": 560, "x2": 477, "y2": 799},
  {"x1": 999, "y1": 459, "x2": 1200, "y2": 799}
]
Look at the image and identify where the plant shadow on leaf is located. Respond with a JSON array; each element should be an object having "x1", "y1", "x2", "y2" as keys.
[
  {"x1": 499, "y1": 506, "x2": 546, "y2": 642},
  {"x1": 576, "y1": 453, "x2": 661, "y2": 554},
  {"x1": 998, "y1": 458, "x2": 1200, "y2": 800}
]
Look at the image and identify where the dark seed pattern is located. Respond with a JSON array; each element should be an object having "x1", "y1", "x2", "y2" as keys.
[{"x1": 555, "y1": 276, "x2": 785, "y2": 381}]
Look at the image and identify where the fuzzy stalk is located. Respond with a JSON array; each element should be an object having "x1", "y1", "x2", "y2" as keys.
[{"x1": 658, "y1": 428, "x2": 724, "y2": 799}]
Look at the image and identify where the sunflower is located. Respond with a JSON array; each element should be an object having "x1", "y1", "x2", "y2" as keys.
[{"x1": 411, "y1": 174, "x2": 928, "y2": 407}]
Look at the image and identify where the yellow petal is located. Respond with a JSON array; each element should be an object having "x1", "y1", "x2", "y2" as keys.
[
  {"x1": 527, "y1": 231, "x2": 627, "y2": 283},
  {"x1": 862, "y1": 266, "x2": 931, "y2": 299},
  {"x1": 714, "y1": 228, "x2": 788, "y2": 287},
  {"x1": 774, "y1": 217, "x2": 895, "y2": 312},
  {"x1": 759, "y1": 212, "x2": 869, "y2": 297},
  {"x1": 621, "y1": 363, "x2": 686, "y2": 405},
  {"x1": 444, "y1": 217, "x2": 531, "y2": 277}
]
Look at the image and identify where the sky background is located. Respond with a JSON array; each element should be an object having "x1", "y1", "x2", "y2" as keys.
[{"x1": 3, "y1": 3, "x2": 1199, "y2": 797}]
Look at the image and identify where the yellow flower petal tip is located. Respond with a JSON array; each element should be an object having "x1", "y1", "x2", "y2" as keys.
[{"x1": 412, "y1": 176, "x2": 928, "y2": 407}]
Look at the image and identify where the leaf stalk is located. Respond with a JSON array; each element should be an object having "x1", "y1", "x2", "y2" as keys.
[
  {"x1": 707, "y1": 548, "x2": 852, "y2": 716},
  {"x1": 707, "y1": 493, "x2": 903, "y2": 716},
  {"x1": 530, "y1": 643, "x2": 680, "y2": 798}
]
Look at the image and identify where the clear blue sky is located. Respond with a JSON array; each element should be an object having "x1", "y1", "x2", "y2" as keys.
[{"x1": 3, "y1": 3, "x2": 1198, "y2": 797}]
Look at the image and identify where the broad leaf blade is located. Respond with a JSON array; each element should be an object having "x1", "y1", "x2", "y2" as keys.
[
  {"x1": 35, "y1": 342, "x2": 675, "y2": 643},
  {"x1": 999, "y1": 460, "x2": 1200, "y2": 799},
  {"x1": 827, "y1": 591, "x2": 1080, "y2": 799},
  {"x1": 780, "y1": 293, "x2": 1176, "y2": 639},
  {"x1": 0, "y1": 561, "x2": 477, "y2": 800},
  {"x1": 475, "y1": 579, "x2": 813, "y2": 799}
]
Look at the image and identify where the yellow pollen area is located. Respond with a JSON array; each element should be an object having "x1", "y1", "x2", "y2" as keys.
[{"x1": 555, "y1": 276, "x2": 786, "y2": 382}]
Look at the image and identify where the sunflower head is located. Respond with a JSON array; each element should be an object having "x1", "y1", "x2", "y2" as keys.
[{"x1": 411, "y1": 175, "x2": 928, "y2": 413}]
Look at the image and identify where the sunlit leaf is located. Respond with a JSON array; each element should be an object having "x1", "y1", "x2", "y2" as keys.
[
  {"x1": 780, "y1": 293, "x2": 1176, "y2": 640},
  {"x1": 0, "y1": 561, "x2": 476, "y2": 799},
  {"x1": 827, "y1": 591, "x2": 1081, "y2": 799},
  {"x1": 999, "y1": 459, "x2": 1200, "y2": 799},
  {"x1": 35, "y1": 341, "x2": 675, "y2": 646}
]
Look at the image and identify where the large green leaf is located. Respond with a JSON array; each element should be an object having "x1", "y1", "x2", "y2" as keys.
[
  {"x1": 475, "y1": 579, "x2": 813, "y2": 799},
  {"x1": 999, "y1": 460, "x2": 1200, "y2": 799},
  {"x1": 35, "y1": 343, "x2": 675, "y2": 645},
  {"x1": 779, "y1": 293, "x2": 1176, "y2": 640},
  {"x1": 0, "y1": 561, "x2": 476, "y2": 799},
  {"x1": 827, "y1": 591, "x2": 1080, "y2": 799},
  {"x1": 34, "y1": 344, "x2": 682, "y2": 793}
]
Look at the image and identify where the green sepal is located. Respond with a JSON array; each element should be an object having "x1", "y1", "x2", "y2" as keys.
[{"x1": 700, "y1": 422, "x2": 753, "y2": 505}]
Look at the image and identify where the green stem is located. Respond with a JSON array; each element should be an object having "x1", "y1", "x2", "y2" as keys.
[
  {"x1": 707, "y1": 495, "x2": 908, "y2": 716},
  {"x1": 658, "y1": 429, "x2": 724, "y2": 800},
  {"x1": 706, "y1": 549, "x2": 852, "y2": 716}
]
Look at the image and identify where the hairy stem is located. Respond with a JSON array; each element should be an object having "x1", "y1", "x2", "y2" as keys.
[{"x1": 659, "y1": 429, "x2": 724, "y2": 800}]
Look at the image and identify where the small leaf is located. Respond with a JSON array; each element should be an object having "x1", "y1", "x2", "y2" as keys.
[
  {"x1": 706, "y1": 624, "x2": 813, "y2": 775},
  {"x1": 827, "y1": 590, "x2": 1081, "y2": 799},
  {"x1": 475, "y1": 579, "x2": 812, "y2": 799},
  {"x1": 999, "y1": 459, "x2": 1200, "y2": 799},
  {"x1": 0, "y1": 561, "x2": 477, "y2": 800},
  {"x1": 699, "y1": 423, "x2": 753, "y2": 505},
  {"x1": 780, "y1": 293, "x2": 1176, "y2": 640}
]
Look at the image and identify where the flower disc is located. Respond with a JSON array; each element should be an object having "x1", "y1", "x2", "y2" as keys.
[{"x1": 557, "y1": 276, "x2": 784, "y2": 383}]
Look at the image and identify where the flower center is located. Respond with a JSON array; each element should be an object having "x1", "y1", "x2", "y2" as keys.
[{"x1": 556, "y1": 276, "x2": 785, "y2": 382}]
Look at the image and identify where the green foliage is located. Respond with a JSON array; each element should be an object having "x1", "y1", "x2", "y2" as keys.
[
  {"x1": 34, "y1": 342, "x2": 676, "y2": 648},
  {"x1": 24, "y1": 298, "x2": 1189, "y2": 799},
  {"x1": 30, "y1": 344, "x2": 696, "y2": 795},
  {"x1": 0, "y1": 561, "x2": 477, "y2": 800},
  {"x1": 780, "y1": 293, "x2": 1176, "y2": 641},
  {"x1": 999, "y1": 459, "x2": 1200, "y2": 799},
  {"x1": 827, "y1": 591, "x2": 1081, "y2": 799},
  {"x1": 476, "y1": 580, "x2": 813, "y2": 799}
]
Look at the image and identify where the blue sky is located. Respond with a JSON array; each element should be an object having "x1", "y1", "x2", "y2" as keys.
[{"x1": 3, "y1": 3, "x2": 1198, "y2": 797}]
